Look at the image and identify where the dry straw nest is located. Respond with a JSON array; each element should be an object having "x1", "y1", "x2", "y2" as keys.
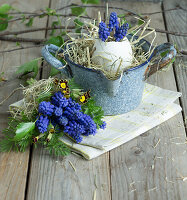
[
  {"x1": 9, "y1": 77, "x2": 55, "y2": 120},
  {"x1": 58, "y1": 17, "x2": 157, "y2": 80}
]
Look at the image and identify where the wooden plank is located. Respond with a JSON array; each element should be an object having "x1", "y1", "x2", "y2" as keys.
[
  {"x1": 26, "y1": 1, "x2": 111, "y2": 200},
  {"x1": 0, "y1": 0, "x2": 50, "y2": 199},
  {"x1": 163, "y1": 0, "x2": 187, "y2": 124},
  {"x1": 106, "y1": 1, "x2": 187, "y2": 200}
]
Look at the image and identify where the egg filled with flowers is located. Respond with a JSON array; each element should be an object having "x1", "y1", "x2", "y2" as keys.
[{"x1": 92, "y1": 12, "x2": 133, "y2": 74}]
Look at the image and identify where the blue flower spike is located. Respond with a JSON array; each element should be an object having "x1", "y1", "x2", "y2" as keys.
[
  {"x1": 57, "y1": 115, "x2": 69, "y2": 126},
  {"x1": 38, "y1": 101, "x2": 54, "y2": 116},
  {"x1": 114, "y1": 23, "x2": 129, "y2": 42},
  {"x1": 98, "y1": 21, "x2": 110, "y2": 41},
  {"x1": 51, "y1": 91, "x2": 69, "y2": 108},
  {"x1": 35, "y1": 115, "x2": 49, "y2": 133},
  {"x1": 54, "y1": 106, "x2": 63, "y2": 117},
  {"x1": 99, "y1": 121, "x2": 106, "y2": 129},
  {"x1": 64, "y1": 120, "x2": 85, "y2": 143},
  {"x1": 98, "y1": 12, "x2": 129, "y2": 42},
  {"x1": 109, "y1": 12, "x2": 119, "y2": 31}
]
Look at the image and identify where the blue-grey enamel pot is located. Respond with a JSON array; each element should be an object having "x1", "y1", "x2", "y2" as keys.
[{"x1": 42, "y1": 35, "x2": 176, "y2": 115}]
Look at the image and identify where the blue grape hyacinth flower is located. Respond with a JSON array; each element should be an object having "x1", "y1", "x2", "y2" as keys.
[
  {"x1": 114, "y1": 23, "x2": 129, "y2": 42},
  {"x1": 38, "y1": 101, "x2": 54, "y2": 116},
  {"x1": 51, "y1": 91, "x2": 69, "y2": 108},
  {"x1": 109, "y1": 12, "x2": 119, "y2": 31},
  {"x1": 64, "y1": 120, "x2": 85, "y2": 143},
  {"x1": 77, "y1": 113, "x2": 97, "y2": 136},
  {"x1": 57, "y1": 115, "x2": 69, "y2": 126},
  {"x1": 98, "y1": 21, "x2": 110, "y2": 41},
  {"x1": 54, "y1": 106, "x2": 63, "y2": 117},
  {"x1": 99, "y1": 121, "x2": 106, "y2": 129},
  {"x1": 35, "y1": 115, "x2": 49, "y2": 133}
]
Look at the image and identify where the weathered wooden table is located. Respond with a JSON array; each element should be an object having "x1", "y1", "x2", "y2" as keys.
[{"x1": 0, "y1": 0, "x2": 187, "y2": 199}]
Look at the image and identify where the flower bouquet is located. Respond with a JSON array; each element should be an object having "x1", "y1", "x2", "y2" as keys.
[{"x1": 0, "y1": 78, "x2": 106, "y2": 156}]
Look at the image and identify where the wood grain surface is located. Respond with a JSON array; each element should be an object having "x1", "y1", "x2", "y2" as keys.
[
  {"x1": 163, "y1": 0, "x2": 187, "y2": 125},
  {"x1": 26, "y1": 1, "x2": 111, "y2": 200},
  {"x1": 102, "y1": 1, "x2": 187, "y2": 200},
  {"x1": 0, "y1": 0, "x2": 186, "y2": 200},
  {"x1": 0, "y1": 0, "x2": 50, "y2": 199}
]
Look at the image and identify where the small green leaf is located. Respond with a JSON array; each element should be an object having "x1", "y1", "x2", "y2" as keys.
[
  {"x1": 46, "y1": 36, "x2": 64, "y2": 47},
  {"x1": 81, "y1": 0, "x2": 99, "y2": 4},
  {"x1": 0, "y1": 13, "x2": 8, "y2": 18},
  {"x1": 26, "y1": 78, "x2": 37, "y2": 85},
  {"x1": 61, "y1": 31, "x2": 67, "y2": 36},
  {"x1": 74, "y1": 19, "x2": 84, "y2": 33},
  {"x1": 71, "y1": 7, "x2": 86, "y2": 16},
  {"x1": 0, "y1": 4, "x2": 12, "y2": 31},
  {"x1": 50, "y1": 21, "x2": 59, "y2": 36},
  {"x1": 118, "y1": 14, "x2": 126, "y2": 18},
  {"x1": 160, "y1": 50, "x2": 169, "y2": 58},
  {"x1": 39, "y1": 14, "x2": 46, "y2": 18},
  {"x1": 16, "y1": 42, "x2": 20, "y2": 46},
  {"x1": 50, "y1": 67, "x2": 60, "y2": 76},
  {"x1": 14, "y1": 122, "x2": 35, "y2": 141},
  {"x1": 25, "y1": 17, "x2": 34, "y2": 27},
  {"x1": 170, "y1": 57, "x2": 175, "y2": 64},
  {"x1": 74, "y1": 19, "x2": 84, "y2": 27},
  {"x1": 121, "y1": 18, "x2": 127, "y2": 26},
  {"x1": 138, "y1": 19, "x2": 144, "y2": 25},
  {"x1": 45, "y1": 8, "x2": 56, "y2": 16},
  {"x1": 21, "y1": 14, "x2": 26, "y2": 23},
  {"x1": 0, "y1": 4, "x2": 11, "y2": 14},
  {"x1": 16, "y1": 58, "x2": 40, "y2": 78},
  {"x1": 7, "y1": 15, "x2": 13, "y2": 20},
  {"x1": 0, "y1": 19, "x2": 8, "y2": 31}
]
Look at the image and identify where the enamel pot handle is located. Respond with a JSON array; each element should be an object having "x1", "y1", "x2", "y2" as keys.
[
  {"x1": 144, "y1": 43, "x2": 176, "y2": 80},
  {"x1": 41, "y1": 44, "x2": 72, "y2": 78}
]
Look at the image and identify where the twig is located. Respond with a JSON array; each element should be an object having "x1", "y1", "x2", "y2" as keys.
[
  {"x1": 0, "y1": 87, "x2": 24, "y2": 106},
  {"x1": 0, "y1": 13, "x2": 91, "y2": 25},
  {"x1": 0, "y1": 44, "x2": 44, "y2": 54},
  {"x1": 165, "y1": 177, "x2": 175, "y2": 184},
  {"x1": 179, "y1": 50, "x2": 187, "y2": 55},
  {"x1": 8, "y1": 11, "x2": 39, "y2": 15},
  {"x1": 141, "y1": 5, "x2": 186, "y2": 15},
  {"x1": 153, "y1": 28, "x2": 187, "y2": 37},
  {"x1": 0, "y1": 26, "x2": 74, "y2": 37},
  {"x1": 0, "y1": 36, "x2": 46, "y2": 43},
  {"x1": 93, "y1": 189, "x2": 97, "y2": 200},
  {"x1": 68, "y1": 161, "x2": 76, "y2": 172},
  {"x1": 148, "y1": 187, "x2": 157, "y2": 192},
  {"x1": 153, "y1": 139, "x2": 161, "y2": 148},
  {"x1": 94, "y1": 175, "x2": 98, "y2": 189},
  {"x1": 75, "y1": 4, "x2": 144, "y2": 19},
  {"x1": 2, "y1": 4, "x2": 74, "y2": 25}
]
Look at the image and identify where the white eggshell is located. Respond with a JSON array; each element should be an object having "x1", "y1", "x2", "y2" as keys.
[{"x1": 92, "y1": 37, "x2": 133, "y2": 73}]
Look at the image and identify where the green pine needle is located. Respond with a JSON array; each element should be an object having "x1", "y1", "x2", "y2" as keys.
[
  {"x1": 16, "y1": 133, "x2": 33, "y2": 152},
  {"x1": 0, "y1": 138, "x2": 14, "y2": 152},
  {"x1": 45, "y1": 135, "x2": 70, "y2": 156},
  {"x1": 68, "y1": 78, "x2": 82, "y2": 90}
]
